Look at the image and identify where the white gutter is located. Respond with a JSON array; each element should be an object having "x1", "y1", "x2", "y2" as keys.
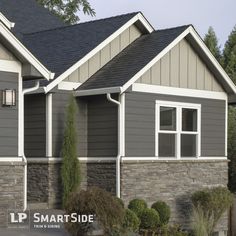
[
  {"x1": 106, "y1": 94, "x2": 122, "y2": 198},
  {"x1": 22, "y1": 81, "x2": 40, "y2": 211}
]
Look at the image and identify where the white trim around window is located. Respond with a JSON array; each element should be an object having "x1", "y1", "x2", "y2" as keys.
[{"x1": 155, "y1": 100, "x2": 201, "y2": 159}]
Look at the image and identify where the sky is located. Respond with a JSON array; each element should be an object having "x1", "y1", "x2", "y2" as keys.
[{"x1": 79, "y1": 0, "x2": 236, "y2": 49}]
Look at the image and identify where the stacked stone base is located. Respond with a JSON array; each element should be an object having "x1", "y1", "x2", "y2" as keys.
[
  {"x1": 0, "y1": 161, "x2": 24, "y2": 227},
  {"x1": 121, "y1": 159, "x2": 228, "y2": 232},
  {"x1": 27, "y1": 159, "x2": 229, "y2": 233},
  {"x1": 27, "y1": 160, "x2": 116, "y2": 208}
]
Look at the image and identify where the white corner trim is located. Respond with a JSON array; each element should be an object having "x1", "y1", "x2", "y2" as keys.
[
  {"x1": 0, "y1": 22, "x2": 54, "y2": 80},
  {"x1": 46, "y1": 93, "x2": 52, "y2": 157},
  {"x1": 0, "y1": 60, "x2": 21, "y2": 73},
  {"x1": 75, "y1": 87, "x2": 121, "y2": 96},
  {"x1": 44, "y1": 12, "x2": 154, "y2": 93},
  {"x1": 225, "y1": 99, "x2": 228, "y2": 157},
  {"x1": 58, "y1": 81, "x2": 81, "y2": 90},
  {"x1": 0, "y1": 12, "x2": 15, "y2": 29},
  {"x1": 120, "y1": 27, "x2": 191, "y2": 93},
  {"x1": 132, "y1": 83, "x2": 228, "y2": 100},
  {"x1": 18, "y1": 64, "x2": 23, "y2": 157}
]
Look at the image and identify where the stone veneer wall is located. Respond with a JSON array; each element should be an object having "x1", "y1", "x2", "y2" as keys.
[
  {"x1": 27, "y1": 161, "x2": 116, "y2": 208},
  {"x1": 121, "y1": 160, "x2": 228, "y2": 231},
  {"x1": 0, "y1": 162, "x2": 24, "y2": 227}
]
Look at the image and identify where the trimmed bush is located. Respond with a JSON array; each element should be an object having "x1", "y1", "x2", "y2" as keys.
[
  {"x1": 115, "y1": 197, "x2": 125, "y2": 208},
  {"x1": 151, "y1": 201, "x2": 171, "y2": 225},
  {"x1": 140, "y1": 208, "x2": 160, "y2": 230},
  {"x1": 65, "y1": 187, "x2": 125, "y2": 236},
  {"x1": 191, "y1": 187, "x2": 233, "y2": 234},
  {"x1": 128, "y1": 199, "x2": 147, "y2": 217},
  {"x1": 123, "y1": 209, "x2": 140, "y2": 233}
]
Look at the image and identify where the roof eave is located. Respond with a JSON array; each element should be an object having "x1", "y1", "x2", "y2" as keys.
[
  {"x1": 0, "y1": 22, "x2": 54, "y2": 80},
  {"x1": 75, "y1": 87, "x2": 121, "y2": 97}
]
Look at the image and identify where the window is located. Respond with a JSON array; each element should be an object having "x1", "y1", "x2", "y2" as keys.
[{"x1": 156, "y1": 101, "x2": 201, "y2": 159}]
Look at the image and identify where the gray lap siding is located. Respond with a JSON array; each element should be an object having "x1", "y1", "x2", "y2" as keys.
[
  {"x1": 25, "y1": 94, "x2": 46, "y2": 157},
  {"x1": 0, "y1": 71, "x2": 18, "y2": 157},
  {"x1": 52, "y1": 90, "x2": 87, "y2": 157},
  {"x1": 125, "y1": 91, "x2": 225, "y2": 157}
]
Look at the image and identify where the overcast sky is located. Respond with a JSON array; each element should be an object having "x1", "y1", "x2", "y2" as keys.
[{"x1": 79, "y1": 0, "x2": 236, "y2": 49}]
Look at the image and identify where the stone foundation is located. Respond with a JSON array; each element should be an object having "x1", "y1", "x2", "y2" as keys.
[
  {"x1": 27, "y1": 160, "x2": 116, "y2": 208},
  {"x1": 0, "y1": 162, "x2": 24, "y2": 227},
  {"x1": 121, "y1": 160, "x2": 228, "y2": 231}
]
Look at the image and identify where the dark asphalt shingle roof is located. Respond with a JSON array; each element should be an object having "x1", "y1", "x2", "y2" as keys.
[
  {"x1": 78, "y1": 25, "x2": 190, "y2": 91},
  {"x1": 0, "y1": 0, "x2": 65, "y2": 38},
  {"x1": 22, "y1": 12, "x2": 139, "y2": 78}
]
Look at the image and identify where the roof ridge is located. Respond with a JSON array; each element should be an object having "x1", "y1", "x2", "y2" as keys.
[
  {"x1": 155, "y1": 24, "x2": 192, "y2": 32},
  {"x1": 23, "y1": 11, "x2": 139, "y2": 36}
]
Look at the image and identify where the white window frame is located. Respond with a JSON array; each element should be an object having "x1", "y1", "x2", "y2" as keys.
[{"x1": 155, "y1": 100, "x2": 201, "y2": 159}]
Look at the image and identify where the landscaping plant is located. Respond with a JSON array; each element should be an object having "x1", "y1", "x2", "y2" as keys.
[
  {"x1": 151, "y1": 201, "x2": 171, "y2": 226},
  {"x1": 128, "y1": 198, "x2": 148, "y2": 218},
  {"x1": 61, "y1": 95, "x2": 81, "y2": 207},
  {"x1": 64, "y1": 187, "x2": 125, "y2": 236},
  {"x1": 122, "y1": 208, "x2": 141, "y2": 233},
  {"x1": 191, "y1": 187, "x2": 233, "y2": 235}
]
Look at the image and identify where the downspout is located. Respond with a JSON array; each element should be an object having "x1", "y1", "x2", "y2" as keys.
[
  {"x1": 22, "y1": 81, "x2": 40, "y2": 211},
  {"x1": 106, "y1": 93, "x2": 122, "y2": 198}
]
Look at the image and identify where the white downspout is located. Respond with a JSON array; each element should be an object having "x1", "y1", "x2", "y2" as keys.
[
  {"x1": 106, "y1": 93, "x2": 122, "y2": 198},
  {"x1": 22, "y1": 81, "x2": 40, "y2": 211}
]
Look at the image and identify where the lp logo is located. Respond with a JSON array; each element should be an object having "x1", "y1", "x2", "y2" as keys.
[{"x1": 10, "y1": 212, "x2": 27, "y2": 223}]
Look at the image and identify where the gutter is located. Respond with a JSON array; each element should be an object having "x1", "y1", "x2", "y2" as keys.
[
  {"x1": 106, "y1": 93, "x2": 122, "y2": 198},
  {"x1": 22, "y1": 81, "x2": 40, "y2": 211}
]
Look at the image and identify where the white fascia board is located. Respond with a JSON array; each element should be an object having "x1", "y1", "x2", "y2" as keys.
[
  {"x1": 58, "y1": 81, "x2": 81, "y2": 90},
  {"x1": 189, "y1": 27, "x2": 236, "y2": 94},
  {"x1": 120, "y1": 27, "x2": 191, "y2": 93},
  {"x1": 132, "y1": 83, "x2": 228, "y2": 100},
  {"x1": 0, "y1": 23, "x2": 54, "y2": 80},
  {"x1": 0, "y1": 12, "x2": 15, "y2": 29},
  {"x1": 121, "y1": 157, "x2": 227, "y2": 161},
  {"x1": 44, "y1": 12, "x2": 154, "y2": 93},
  {"x1": 75, "y1": 87, "x2": 121, "y2": 97}
]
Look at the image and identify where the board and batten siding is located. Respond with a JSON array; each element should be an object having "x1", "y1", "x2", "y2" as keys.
[
  {"x1": 0, "y1": 71, "x2": 18, "y2": 156},
  {"x1": 52, "y1": 90, "x2": 87, "y2": 157},
  {"x1": 125, "y1": 92, "x2": 225, "y2": 157},
  {"x1": 137, "y1": 38, "x2": 223, "y2": 92},
  {"x1": 87, "y1": 95, "x2": 118, "y2": 157},
  {"x1": 25, "y1": 94, "x2": 46, "y2": 157},
  {"x1": 65, "y1": 24, "x2": 142, "y2": 83}
]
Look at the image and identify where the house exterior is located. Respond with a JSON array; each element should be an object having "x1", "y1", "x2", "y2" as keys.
[{"x1": 0, "y1": 0, "x2": 235, "y2": 233}]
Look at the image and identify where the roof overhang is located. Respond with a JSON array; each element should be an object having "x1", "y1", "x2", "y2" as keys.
[
  {"x1": 75, "y1": 87, "x2": 121, "y2": 97},
  {"x1": 0, "y1": 12, "x2": 15, "y2": 29},
  {"x1": 44, "y1": 12, "x2": 154, "y2": 93},
  {"x1": 119, "y1": 26, "x2": 236, "y2": 96},
  {"x1": 0, "y1": 21, "x2": 54, "y2": 80}
]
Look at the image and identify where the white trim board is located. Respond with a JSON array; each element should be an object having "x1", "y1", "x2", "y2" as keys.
[
  {"x1": 45, "y1": 12, "x2": 154, "y2": 93},
  {"x1": 0, "y1": 12, "x2": 15, "y2": 29},
  {"x1": 0, "y1": 60, "x2": 21, "y2": 73},
  {"x1": 120, "y1": 26, "x2": 236, "y2": 95},
  {"x1": 58, "y1": 81, "x2": 81, "y2": 90},
  {"x1": 0, "y1": 22, "x2": 54, "y2": 80},
  {"x1": 122, "y1": 157, "x2": 227, "y2": 161},
  {"x1": 132, "y1": 83, "x2": 228, "y2": 100}
]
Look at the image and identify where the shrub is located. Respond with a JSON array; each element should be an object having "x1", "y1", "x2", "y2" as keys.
[
  {"x1": 61, "y1": 95, "x2": 81, "y2": 207},
  {"x1": 151, "y1": 201, "x2": 171, "y2": 225},
  {"x1": 115, "y1": 197, "x2": 125, "y2": 208},
  {"x1": 123, "y1": 209, "x2": 140, "y2": 233},
  {"x1": 64, "y1": 187, "x2": 125, "y2": 236},
  {"x1": 128, "y1": 199, "x2": 147, "y2": 217},
  {"x1": 140, "y1": 208, "x2": 160, "y2": 230},
  {"x1": 191, "y1": 205, "x2": 214, "y2": 236},
  {"x1": 191, "y1": 187, "x2": 233, "y2": 234}
]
